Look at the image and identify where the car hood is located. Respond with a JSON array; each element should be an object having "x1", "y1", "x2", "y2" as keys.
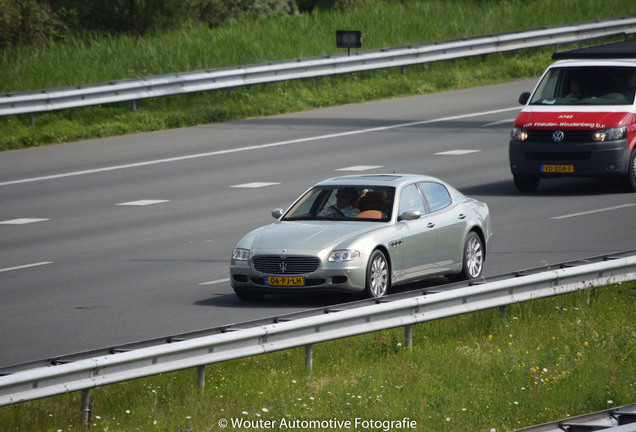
[{"x1": 250, "y1": 221, "x2": 379, "y2": 253}]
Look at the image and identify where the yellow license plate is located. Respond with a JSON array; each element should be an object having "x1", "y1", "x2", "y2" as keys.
[
  {"x1": 542, "y1": 164, "x2": 574, "y2": 173},
  {"x1": 265, "y1": 276, "x2": 305, "y2": 286}
]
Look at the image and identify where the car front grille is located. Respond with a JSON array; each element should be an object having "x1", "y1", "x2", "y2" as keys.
[{"x1": 253, "y1": 256, "x2": 320, "y2": 275}]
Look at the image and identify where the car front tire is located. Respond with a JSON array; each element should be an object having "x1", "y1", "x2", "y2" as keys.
[{"x1": 365, "y1": 250, "x2": 390, "y2": 299}]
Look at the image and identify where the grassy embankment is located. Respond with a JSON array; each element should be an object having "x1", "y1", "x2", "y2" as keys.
[
  {"x1": 0, "y1": 282, "x2": 634, "y2": 431},
  {"x1": 1, "y1": 0, "x2": 636, "y2": 151}
]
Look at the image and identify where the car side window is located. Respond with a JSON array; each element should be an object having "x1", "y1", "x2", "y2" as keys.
[
  {"x1": 418, "y1": 182, "x2": 452, "y2": 212},
  {"x1": 398, "y1": 184, "x2": 427, "y2": 216}
]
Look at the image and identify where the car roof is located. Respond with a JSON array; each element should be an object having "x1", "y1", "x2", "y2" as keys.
[{"x1": 315, "y1": 174, "x2": 444, "y2": 188}]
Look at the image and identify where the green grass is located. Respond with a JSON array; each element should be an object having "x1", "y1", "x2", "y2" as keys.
[
  {"x1": 1, "y1": 0, "x2": 636, "y2": 150},
  {"x1": 1, "y1": 282, "x2": 634, "y2": 431}
]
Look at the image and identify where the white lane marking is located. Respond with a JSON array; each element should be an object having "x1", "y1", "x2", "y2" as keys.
[
  {"x1": 551, "y1": 203, "x2": 636, "y2": 220},
  {"x1": 482, "y1": 118, "x2": 515, "y2": 127},
  {"x1": 0, "y1": 262, "x2": 53, "y2": 273},
  {"x1": 199, "y1": 278, "x2": 230, "y2": 285},
  {"x1": 231, "y1": 182, "x2": 280, "y2": 188},
  {"x1": 435, "y1": 150, "x2": 481, "y2": 156},
  {"x1": 116, "y1": 200, "x2": 170, "y2": 206},
  {"x1": 0, "y1": 107, "x2": 520, "y2": 188},
  {"x1": 336, "y1": 165, "x2": 384, "y2": 171},
  {"x1": 0, "y1": 218, "x2": 50, "y2": 225}
]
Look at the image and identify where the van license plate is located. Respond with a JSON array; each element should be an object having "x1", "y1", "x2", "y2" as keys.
[{"x1": 542, "y1": 164, "x2": 574, "y2": 173}]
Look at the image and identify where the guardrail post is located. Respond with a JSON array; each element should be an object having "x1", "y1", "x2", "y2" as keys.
[
  {"x1": 197, "y1": 365, "x2": 206, "y2": 389},
  {"x1": 131, "y1": 100, "x2": 137, "y2": 112},
  {"x1": 305, "y1": 344, "x2": 313, "y2": 371},
  {"x1": 29, "y1": 113, "x2": 35, "y2": 126},
  {"x1": 499, "y1": 305, "x2": 507, "y2": 324},
  {"x1": 404, "y1": 325, "x2": 413, "y2": 349},
  {"x1": 80, "y1": 389, "x2": 92, "y2": 425}
]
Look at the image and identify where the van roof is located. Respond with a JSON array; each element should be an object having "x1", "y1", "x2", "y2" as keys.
[{"x1": 553, "y1": 40, "x2": 636, "y2": 60}]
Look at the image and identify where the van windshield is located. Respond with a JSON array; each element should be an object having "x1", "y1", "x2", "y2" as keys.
[{"x1": 530, "y1": 66, "x2": 636, "y2": 106}]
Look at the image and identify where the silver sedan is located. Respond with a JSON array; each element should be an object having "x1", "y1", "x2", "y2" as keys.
[{"x1": 230, "y1": 174, "x2": 492, "y2": 301}]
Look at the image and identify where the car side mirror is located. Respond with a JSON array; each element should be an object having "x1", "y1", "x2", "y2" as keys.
[
  {"x1": 271, "y1": 208, "x2": 284, "y2": 219},
  {"x1": 398, "y1": 210, "x2": 421, "y2": 221},
  {"x1": 518, "y1": 92, "x2": 530, "y2": 105}
]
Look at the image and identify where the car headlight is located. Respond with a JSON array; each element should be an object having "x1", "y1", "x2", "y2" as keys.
[
  {"x1": 511, "y1": 127, "x2": 528, "y2": 142},
  {"x1": 232, "y1": 248, "x2": 250, "y2": 261},
  {"x1": 328, "y1": 250, "x2": 360, "y2": 262},
  {"x1": 592, "y1": 126, "x2": 626, "y2": 142}
]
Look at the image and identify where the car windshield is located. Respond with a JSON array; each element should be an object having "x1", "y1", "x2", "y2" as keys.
[
  {"x1": 530, "y1": 66, "x2": 636, "y2": 106},
  {"x1": 282, "y1": 186, "x2": 395, "y2": 222}
]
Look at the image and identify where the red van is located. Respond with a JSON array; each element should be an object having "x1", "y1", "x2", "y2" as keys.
[{"x1": 509, "y1": 40, "x2": 636, "y2": 192}]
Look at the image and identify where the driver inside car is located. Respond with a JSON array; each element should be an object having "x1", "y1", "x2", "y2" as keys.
[{"x1": 318, "y1": 188, "x2": 361, "y2": 218}]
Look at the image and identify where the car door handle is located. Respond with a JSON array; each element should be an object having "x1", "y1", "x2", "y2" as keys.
[
  {"x1": 427, "y1": 222, "x2": 436, "y2": 228},
  {"x1": 458, "y1": 213, "x2": 466, "y2": 220}
]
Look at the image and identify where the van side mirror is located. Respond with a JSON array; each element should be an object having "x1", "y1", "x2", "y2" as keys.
[{"x1": 518, "y1": 92, "x2": 530, "y2": 105}]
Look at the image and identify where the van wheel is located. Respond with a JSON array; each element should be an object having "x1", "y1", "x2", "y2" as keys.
[
  {"x1": 621, "y1": 149, "x2": 636, "y2": 192},
  {"x1": 513, "y1": 174, "x2": 540, "y2": 192}
]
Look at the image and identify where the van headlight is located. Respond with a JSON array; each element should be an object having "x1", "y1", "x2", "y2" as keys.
[
  {"x1": 511, "y1": 128, "x2": 528, "y2": 141},
  {"x1": 592, "y1": 126, "x2": 626, "y2": 142}
]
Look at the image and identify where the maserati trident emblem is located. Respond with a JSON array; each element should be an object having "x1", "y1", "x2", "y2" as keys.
[
  {"x1": 552, "y1": 130, "x2": 565, "y2": 143},
  {"x1": 279, "y1": 260, "x2": 287, "y2": 273}
]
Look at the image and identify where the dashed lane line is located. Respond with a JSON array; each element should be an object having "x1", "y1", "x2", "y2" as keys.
[
  {"x1": 0, "y1": 218, "x2": 50, "y2": 225},
  {"x1": 0, "y1": 262, "x2": 53, "y2": 273},
  {"x1": 335, "y1": 165, "x2": 384, "y2": 171},
  {"x1": 116, "y1": 200, "x2": 170, "y2": 206},
  {"x1": 199, "y1": 278, "x2": 231, "y2": 286},
  {"x1": 230, "y1": 182, "x2": 281, "y2": 188},
  {"x1": 435, "y1": 150, "x2": 481, "y2": 156}
]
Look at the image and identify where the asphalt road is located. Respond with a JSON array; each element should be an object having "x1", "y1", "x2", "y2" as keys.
[{"x1": 1, "y1": 79, "x2": 635, "y2": 368}]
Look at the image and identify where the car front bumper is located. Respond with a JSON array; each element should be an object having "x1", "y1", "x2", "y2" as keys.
[{"x1": 230, "y1": 257, "x2": 368, "y2": 295}]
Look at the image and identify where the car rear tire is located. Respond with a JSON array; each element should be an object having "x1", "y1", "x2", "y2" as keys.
[
  {"x1": 621, "y1": 149, "x2": 636, "y2": 192},
  {"x1": 513, "y1": 174, "x2": 540, "y2": 192},
  {"x1": 234, "y1": 289, "x2": 265, "y2": 302},
  {"x1": 365, "y1": 250, "x2": 390, "y2": 299},
  {"x1": 449, "y1": 232, "x2": 484, "y2": 282}
]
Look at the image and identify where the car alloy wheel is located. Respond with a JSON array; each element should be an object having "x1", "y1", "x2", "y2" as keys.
[
  {"x1": 366, "y1": 250, "x2": 389, "y2": 298},
  {"x1": 464, "y1": 232, "x2": 484, "y2": 279}
]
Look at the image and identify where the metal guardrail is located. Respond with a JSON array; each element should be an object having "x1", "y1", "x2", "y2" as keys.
[
  {"x1": 1, "y1": 253, "x2": 635, "y2": 409},
  {"x1": 1, "y1": 16, "x2": 636, "y2": 119}
]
